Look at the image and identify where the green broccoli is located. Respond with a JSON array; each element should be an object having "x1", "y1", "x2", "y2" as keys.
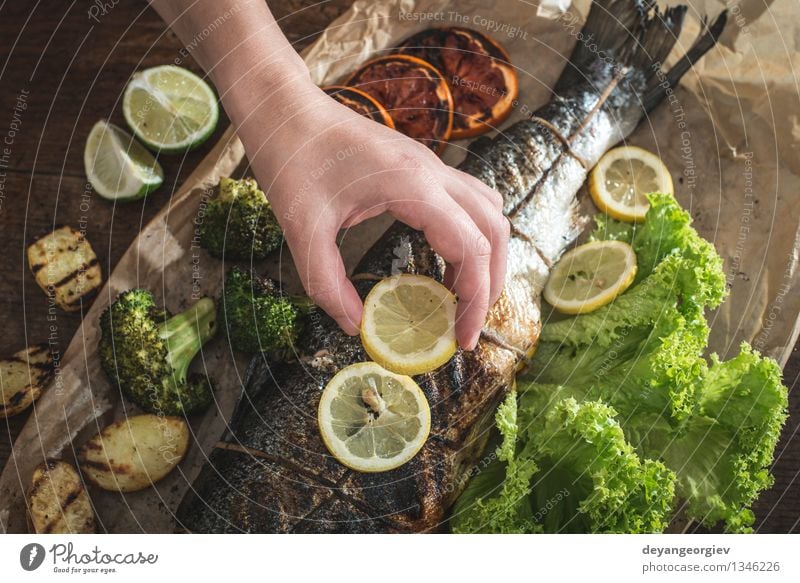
[
  {"x1": 198, "y1": 176, "x2": 283, "y2": 259},
  {"x1": 222, "y1": 266, "x2": 316, "y2": 354},
  {"x1": 99, "y1": 289, "x2": 218, "y2": 415}
]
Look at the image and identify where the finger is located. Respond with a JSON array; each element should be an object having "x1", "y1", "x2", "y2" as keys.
[
  {"x1": 447, "y1": 185, "x2": 510, "y2": 308},
  {"x1": 388, "y1": 188, "x2": 491, "y2": 350},
  {"x1": 285, "y1": 221, "x2": 362, "y2": 336},
  {"x1": 450, "y1": 167, "x2": 505, "y2": 212}
]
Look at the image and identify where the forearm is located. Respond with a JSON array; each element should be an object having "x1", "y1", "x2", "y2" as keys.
[{"x1": 147, "y1": 0, "x2": 313, "y2": 127}]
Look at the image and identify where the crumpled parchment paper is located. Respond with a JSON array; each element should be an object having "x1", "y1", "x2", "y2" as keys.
[{"x1": 2, "y1": 0, "x2": 798, "y2": 533}]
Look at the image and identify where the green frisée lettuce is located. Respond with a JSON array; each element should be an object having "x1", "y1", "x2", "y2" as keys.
[
  {"x1": 451, "y1": 193, "x2": 788, "y2": 533},
  {"x1": 451, "y1": 389, "x2": 676, "y2": 533},
  {"x1": 659, "y1": 346, "x2": 788, "y2": 530}
]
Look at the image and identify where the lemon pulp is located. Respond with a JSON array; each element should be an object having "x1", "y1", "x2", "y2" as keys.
[{"x1": 318, "y1": 362, "x2": 431, "y2": 472}]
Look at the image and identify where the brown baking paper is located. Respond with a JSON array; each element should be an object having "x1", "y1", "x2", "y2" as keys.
[{"x1": 2, "y1": 0, "x2": 798, "y2": 533}]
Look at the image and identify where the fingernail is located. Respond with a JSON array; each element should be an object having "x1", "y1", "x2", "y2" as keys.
[{"x1": 341, "y1": 320, "x2": 360, "y2": 336}]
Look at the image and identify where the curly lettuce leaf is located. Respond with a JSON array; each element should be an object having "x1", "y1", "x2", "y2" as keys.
[
  {"x1": 519, "y1": 392, "x2": 675, "y2": 533},
  {"x1": 543, "y1": 193, "x2": 726, "y2": 349},
  {"x1": 451, "y1": 389, "x2": 675, "y2": 533},
  {"x1": 658, "y1": 345, "x2": 788, "y2": 532},
  {"x1": 454, "y1": 192, "x2": 788, "y2": 533},
  {"x1": 589, "y1": 213, "x2": 635, "y2": 244},
  {"x1": 523, "y1": 193, "x2": 786, "y2": 531},
  {"x1": 450, "y1": 390, "x2": 540, "y2": 534}
]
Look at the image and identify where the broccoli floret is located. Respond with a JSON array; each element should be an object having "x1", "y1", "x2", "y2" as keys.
[
  {"x1": 197, "y1": 177, "x2": 283, "y2": 259},
  {"x1": 99, "y1": 289, "x2": 218, "y2": 415},
  {"x1": 222, "y1": 266, "x2": 315, "y2": 354}
]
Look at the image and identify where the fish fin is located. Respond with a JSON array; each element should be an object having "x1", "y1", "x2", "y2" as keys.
[
  {"x1": 642, "y1": 11, "x2": 728, "y2": 111},
  {"x1": 555, "y1": 0, "x2": 688, "y2": 92},
  {"x1": 554, "y1": 0, "x2": 727, "y2": 115}
]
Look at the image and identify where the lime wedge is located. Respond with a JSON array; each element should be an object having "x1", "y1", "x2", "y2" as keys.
[
  {"x1": 84, "y1": 120, "x2": 163, "y2": 202},
  {"x1": 122, "y1": 65, "x2": 219, "y2": 153}
]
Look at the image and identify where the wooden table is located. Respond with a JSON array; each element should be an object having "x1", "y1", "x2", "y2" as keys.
[{"x1": 1, "y1": 1, "x2": 798, "y2": 532}]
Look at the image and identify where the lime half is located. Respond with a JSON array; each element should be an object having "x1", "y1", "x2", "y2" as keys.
[
  {"x1": 84, "y1": 120, "x2": 163, "y2": 202},
  {"x1": 544, "y1": 240, "x2": 638, "y2": 314},
  {"x1": 318, "y1": 362, "x2": 431, "y2": 473},
  {"x1": 123, "y1": 65, "x2": 219, "y2": 153}
]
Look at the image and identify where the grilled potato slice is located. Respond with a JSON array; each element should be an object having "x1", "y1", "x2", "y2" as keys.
[
  {"x1": 0, "y1": 344, "x2": 53, "y2": 418},
  {"x1": 28, "y1": 460, "x2": 95, "y2": 534},
  {"x1": 27, "y1": 225, "x2": 102, "y2": 312},
  {"x1": 78, "y1": 414, "x2": 190, "y2": 492}
]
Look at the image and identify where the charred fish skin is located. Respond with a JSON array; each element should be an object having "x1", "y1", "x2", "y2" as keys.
[{"x1": 176, "y1": 0, "x2": 726, "y2": 533}]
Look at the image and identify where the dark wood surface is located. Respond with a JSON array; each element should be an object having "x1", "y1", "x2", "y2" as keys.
[{"x1": 1, "y1": 1, "x2": 797, "y2": 532}]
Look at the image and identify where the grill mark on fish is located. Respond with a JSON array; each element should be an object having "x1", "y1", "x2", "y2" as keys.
[
  {"x1": 507, "y1": 71, "x2": 622, "y2": 222},
  {"x1": 214, "y1": 441, "x2": 340, "y2": 488},
  {"x1": 504, "y1": 224, "x2": 553, "y2": 268},
  {"x1": 529, "y1": 115, "x2": 591, "y2": 169},
  {"x1": 212, "y1": 444, "x2": 412, "y2": 531},
  {"x1": 176, "y1": 0, "x2": 726, "y2": 533}
]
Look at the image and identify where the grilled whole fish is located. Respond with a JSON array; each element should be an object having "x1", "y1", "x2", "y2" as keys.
[{"x1": 177, "y1": 0, "x2": 727, "y2": 533}]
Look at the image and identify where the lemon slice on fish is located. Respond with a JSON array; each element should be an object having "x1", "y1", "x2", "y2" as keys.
[
  {"x1": 122, "y1": 65, "x2": 219, "y2": 153},
  {"x1": 318, "y1": 362, "x2": 431, "y2": 473},
  {"x1": 544, "y1": 240, "x2": 637, "y2": 314},
  {"x1": 589, "y1": 146, "x2": 673, "y2": 222},
  {"x1": 361, "y1": 274, "x2": 457, "y2": 376}
]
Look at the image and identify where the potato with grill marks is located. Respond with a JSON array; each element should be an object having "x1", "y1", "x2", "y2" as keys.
[
  {"x1": 0, "y1": 344, "x2": 53, "y2": 418},
  {"x1": 28, "y1": 460, "x2": 95, "y2": 534},
  {"x1": 78, "y1": 415, "x2": 190, "y2": 492},
  {"x1": 27, "y1": 225, "x2": 103, "y2": 312}
]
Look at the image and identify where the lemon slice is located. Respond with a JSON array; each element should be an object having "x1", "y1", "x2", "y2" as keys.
[
  {"x1": 318, "y1": 362, "x2": 431, "y2": 473},
  {"x1": 84, "y1": 120, "x2": 163, "y2": 202},
  {"x1": 589, "y1": 145, "x2": 673, "y2": 222},
  {"x1": 122, "y1": 65, "x2": 219, "y2": 153},
  {"x1": 361, "y1": 274, "x2": 457, "y2": 376},
  {"x1": 544, "y1": 240, "x2": 637, "y2": 314}
]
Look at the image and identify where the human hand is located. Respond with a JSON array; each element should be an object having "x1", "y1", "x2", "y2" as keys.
[{"x1": 229, "y1": 78, "x2": 509, "y2": 350}]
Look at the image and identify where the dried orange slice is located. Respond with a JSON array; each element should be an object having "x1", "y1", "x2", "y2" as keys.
[
  {"x1": 346, "y1": 55, "x2": 453, "y2": 154},
  {"x1": 323, "y1": 86, "x2": 395, "y2": 129},
  {"x1": 397, "y1": 27, "x2": 518, "y2": 139}
]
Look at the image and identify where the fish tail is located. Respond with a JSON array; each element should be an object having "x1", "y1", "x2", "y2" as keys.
[
  {"x1": 555, "y1": 0, "x2": 727, "y2": 113},
  {"x1": 642, "y1": 11, "x2": 728, "y2": 111}
]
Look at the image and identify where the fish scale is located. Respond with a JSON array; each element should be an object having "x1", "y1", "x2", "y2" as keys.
[{"x1": 176, "y1": 0, "x2": 727, "y2": 533}]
